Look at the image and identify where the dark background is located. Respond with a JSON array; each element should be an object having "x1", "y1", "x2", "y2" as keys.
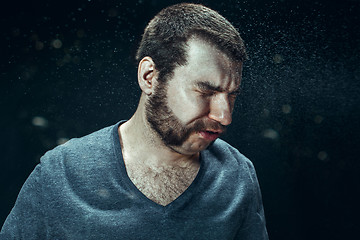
[{"x1": 1, "y1": 0, "x2": 359, "y2": 239}]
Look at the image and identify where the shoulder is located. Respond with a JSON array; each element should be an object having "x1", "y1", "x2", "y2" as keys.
[
  {"x1": 45, "y1": 123, "x2": 115, "y2": 158},
  {"x1": 38, "y1": 123, "x2": 119, "y2": 180}
]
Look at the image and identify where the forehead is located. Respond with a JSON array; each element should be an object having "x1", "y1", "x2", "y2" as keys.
[{"x1": 175, "y1": 38, "x2": 242, "y2": 90}]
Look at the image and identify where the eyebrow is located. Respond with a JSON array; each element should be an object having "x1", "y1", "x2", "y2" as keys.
[{"x1": 195, "y1": 81, "x2": 240, "y2": 95}]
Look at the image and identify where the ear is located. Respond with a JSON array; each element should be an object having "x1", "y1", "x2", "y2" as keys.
[{"x1": 137, "y1": 57, "x2": 157, "y2": 95}]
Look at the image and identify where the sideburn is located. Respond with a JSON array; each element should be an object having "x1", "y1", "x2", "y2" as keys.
[{"x1": 145, "y1": 82, "x2": 193, "y2": 147}]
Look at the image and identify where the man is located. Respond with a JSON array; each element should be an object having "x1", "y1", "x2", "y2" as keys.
[{"x1": 1, "y1": 3, "x2": 268, "y2": 239}]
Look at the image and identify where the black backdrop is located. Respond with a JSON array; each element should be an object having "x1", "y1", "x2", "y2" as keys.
[{"x1": 1, "y1": 0, "x2": 359, "y2": 239}]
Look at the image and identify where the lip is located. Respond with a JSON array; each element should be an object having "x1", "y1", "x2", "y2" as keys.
[{"x1": 198, "y1": 130, "x2": 221, "y2": 141}]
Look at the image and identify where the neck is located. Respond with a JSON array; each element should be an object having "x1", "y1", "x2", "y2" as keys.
[{"x1": 119, "y1": 96, "x2": 199, "y2": 168}]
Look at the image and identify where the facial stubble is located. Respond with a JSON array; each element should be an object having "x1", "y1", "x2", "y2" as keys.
[{"x1": 145, "y1": 82, "x2": 225, "y2": 149}]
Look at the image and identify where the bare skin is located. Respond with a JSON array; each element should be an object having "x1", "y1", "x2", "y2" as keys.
[
  {"x1": 119, "y1": 114, "x2": 200, "y2": 206},
  {"x1": 119, "y1": 37, "x2": 242, "y2": 206}
]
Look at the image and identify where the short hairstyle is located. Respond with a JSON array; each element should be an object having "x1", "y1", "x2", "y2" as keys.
[{"x1": 136, "y1": 3, "x2": 247, "y2": 83}]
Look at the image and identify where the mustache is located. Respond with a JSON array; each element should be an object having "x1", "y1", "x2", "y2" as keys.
[{"x1": 191, "y1": 119, "x2": 227, "y2": 133}]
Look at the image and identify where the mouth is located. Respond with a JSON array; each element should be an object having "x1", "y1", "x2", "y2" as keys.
[{"x1": 198, "y1": 130, "x2": 222, "y2": 141}]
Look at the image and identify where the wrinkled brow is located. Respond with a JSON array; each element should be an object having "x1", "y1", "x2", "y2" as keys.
[{"x1": 195, "y1": 81, "x2": 240, "y2": 94}]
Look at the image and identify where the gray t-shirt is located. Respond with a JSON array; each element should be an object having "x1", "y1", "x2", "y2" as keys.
[{"x1": 1, "y1": 121, "x2": 268, "y2": 239}]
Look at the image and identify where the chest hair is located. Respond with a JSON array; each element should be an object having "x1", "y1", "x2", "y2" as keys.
[{"x1": 125, "y1": 162, "x2": 200, "y2": 206}]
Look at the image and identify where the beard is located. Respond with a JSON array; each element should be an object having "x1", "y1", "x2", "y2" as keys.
[{"x1": 145, "y1": 81, "x2": 226, "y2": 148}]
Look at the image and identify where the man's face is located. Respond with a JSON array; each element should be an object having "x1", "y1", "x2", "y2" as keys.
[{"x1": 145, "y1": 38, "x2": 242, "y2": 155}]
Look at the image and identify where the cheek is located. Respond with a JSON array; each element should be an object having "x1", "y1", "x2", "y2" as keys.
[
  {"x1": 167, "y1": 89, "x2": 209, "y2": 122},
  {"x1": 194, "y1": 97, "x2": 210, "y2": 113}
]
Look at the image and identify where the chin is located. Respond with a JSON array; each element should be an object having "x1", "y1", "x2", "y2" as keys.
[{"x1": 174, "y1": 141, "x2": 211, "y2": 155}]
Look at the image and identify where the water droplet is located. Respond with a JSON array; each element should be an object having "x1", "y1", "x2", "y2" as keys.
[
  {"x1": 35, "y1": 41, "x2": 44, "y2": 50},
  {"x1": 273, "y1": 54, "x2": 284, "y2": 64},
  {"x1": 263, "y1": 128, "x2": 279, "y2": 140},
  {"x1": 57, "y1": 138, "x2": 69, "y2": 145},
  {"x1": 317, "y1": 151, "x2": 328, "y2": 161},
  {"x1": 51, "y1": 39, "x2": 62, "y2": 49},
  {"x1": 314, "y1": 115, "x2": 324, "y2": 124},
  {"x1": 262, "y1": 108, "x2": 270, "y2": 117},
  {"x1": 32, "y1": 116, "x2": 49, "y2": 128},
  {"x1": 282, "y1": 104, "x2": 292, "y2": 114}
]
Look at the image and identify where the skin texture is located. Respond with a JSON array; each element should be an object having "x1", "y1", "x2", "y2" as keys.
[{"x1": 119, "y1": 37, "x2": 242, "y2": 206}]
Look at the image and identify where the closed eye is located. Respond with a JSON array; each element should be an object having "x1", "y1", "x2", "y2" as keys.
[{"x1": 197, "y1": 90, "x2": 215, "y2": 97}]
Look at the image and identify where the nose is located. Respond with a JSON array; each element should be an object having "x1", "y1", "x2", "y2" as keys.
[{"x1": 208, "y1": 93, "x2": 232, "y2": 126}]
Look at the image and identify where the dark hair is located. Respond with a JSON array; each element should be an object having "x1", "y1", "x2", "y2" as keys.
[{"x1": 136, "y1": 3, "x2": 247, "y2": 82}]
